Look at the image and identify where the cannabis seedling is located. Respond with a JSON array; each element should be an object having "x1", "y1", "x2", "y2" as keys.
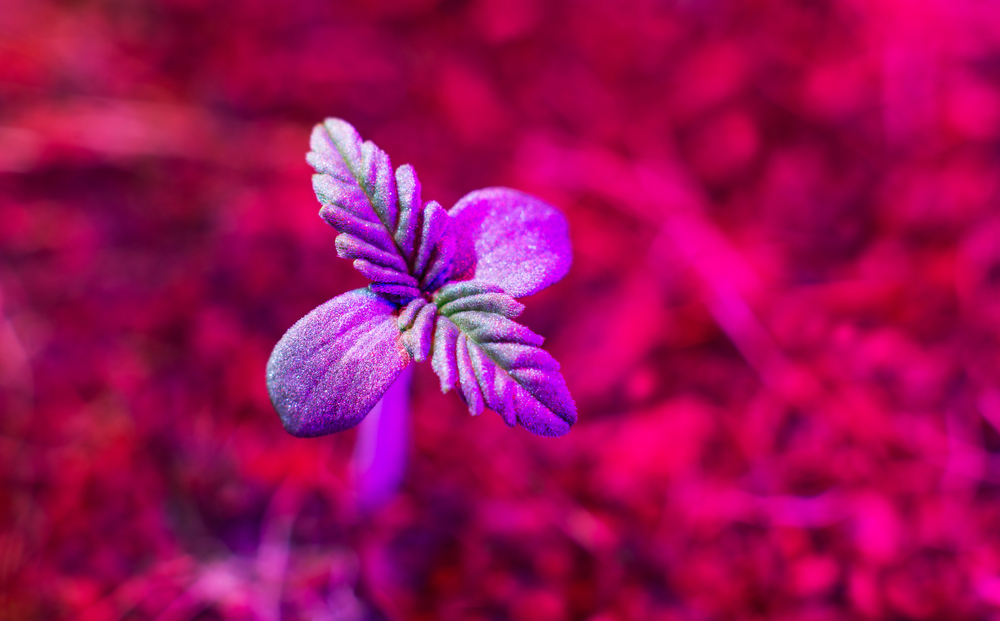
[{"x1": 266, "y1": 118, "x2": 576, "y2": 442}]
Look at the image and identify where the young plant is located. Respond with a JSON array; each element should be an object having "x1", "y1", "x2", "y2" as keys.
[{"x1": 266, "y1": 118, "x2": 576, "y2": 442}]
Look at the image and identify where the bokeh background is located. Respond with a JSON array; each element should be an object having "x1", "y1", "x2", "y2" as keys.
[{"x1": 4, "y1": 0, "x2": 1000, "y2": 619}]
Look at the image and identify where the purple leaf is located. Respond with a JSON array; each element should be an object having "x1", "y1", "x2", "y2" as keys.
[
  {"x1": 335, "y1": 233, "x2": 407, "y2": 274},
  {"x1": 413, "y1": 199, "x2": 455, "y2": 290},
  {"x1": 431, "y1": 313, "x2": 460, "y2": 394},
  {"x1": 449, "y1": 187, "x2": 572, "y2": 298},
  {"x1": 266, "y1": 288, "x2": 411, "y2": 437},
  {"x1": 397, "y1": 297, "x2": 429, "y2": 331},
  {"x1": 432, "y1": 280, "x2": 504, "y2": 304},
  {"x1": 359, "y1": 140, "x2": 398, "y2": 232},
  {"x1": 399, "y1": 298, "x2": 436, "y2": 362},
  {"x1": 353, "y1": 260, "x2": 420, "y2": 288},
  {"x1": 308, "y1": 118, "x2": 455, "y2": 303},
  {"x1": 394, "y1": 165, "x2": 421, "y2": 259},
  {"x1": 438, "y1": 292, "x2": 524, "y2": 318},
  {"x1": 428, "y1": 282, "x2": 577, "y2": 437},
  {"x1": 455, "y1": 331, "x2": 484, "y2": 416},
  {"x1": 448, "y1": 311, "x2": 544, "y2": 347},
  {"x1": 370, "y1": 283, "x2": 421, "y2": 300}
]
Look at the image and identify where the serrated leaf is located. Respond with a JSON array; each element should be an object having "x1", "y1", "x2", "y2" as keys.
[
  {"x1": 397, "y1": 297, "x2": 429, "y2": 331},
  {"x1": 431, "y1": 313, "x2": 460, "y2": 393},
  {"x1": 433, "y1": 281, "x2": 505, "y2": 305},
  {"x1": 448, "y1": 311, "x2": 544, "y2": 347},
  {"x1": 438, "y1": 292, "x2": 525, "y2": 318},
  {"x1": 455, "y1": 332, "x2": 484, "y2": 415},
  {"x1": 398, "y1": 298, "x2": 436, "y2": 362},
  {"x1": 360, "y1": 140, "x2": 398, "y2": 232},
  {"x1": 308, "y1": 118, "x2": 456, "y2": 303},
  {"x1": 413, "y1": 200, "x2": 454, "y2": 291},
  {"x1": 429, "y1": 284, "x2": 576, "y2": 437},
  {"x1": 394, "y1": 165, "x2": 421, "y2": 259},
  {"x1": 353, "y1": 260, "x2": 419, "y2": 288}
]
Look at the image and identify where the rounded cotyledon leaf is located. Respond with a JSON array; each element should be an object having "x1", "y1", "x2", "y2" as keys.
[
  {"x1": 448, "y1": 188, "x2": 572, "y2": 299},
  {"x1": 266, "y1": 288, "x2": 411, "y2": 437}
]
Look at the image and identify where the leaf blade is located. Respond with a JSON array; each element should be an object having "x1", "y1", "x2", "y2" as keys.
[
  {"x1": 308, "y1": 118, "x2": 444, "y2": 304},
  {"x1": 449, "y1": 187, "x2": 572, "y2": 298},
  {"x1": 266, "y1": 288, "x2": 411, "y2": 437},
  {"x1": 431, "y1": 287, "x2": 576, "y2": 436}
]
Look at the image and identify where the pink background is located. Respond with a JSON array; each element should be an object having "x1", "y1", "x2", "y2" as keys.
[{"x1": 4, "y1": 0, "x2": 1000, "y2": 619}]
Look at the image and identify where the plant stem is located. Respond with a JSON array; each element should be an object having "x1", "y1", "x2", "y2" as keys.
[{"x1": 352, "y1": 364, "x2": 413, "y2": 511}]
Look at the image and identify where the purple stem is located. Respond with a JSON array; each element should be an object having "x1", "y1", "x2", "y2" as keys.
[{"x1": 352, "y1": 364, "x2": 413, "y2": 511}]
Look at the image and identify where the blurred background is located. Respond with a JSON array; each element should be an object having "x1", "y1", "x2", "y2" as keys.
[{"x1": 4, "y1": 0, "x2": 1000, "y2": 619}]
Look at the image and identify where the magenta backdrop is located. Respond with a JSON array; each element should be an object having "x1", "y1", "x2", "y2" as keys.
[{"x1": 4, "y1": 0, "x2": 1000, "y2": 619}]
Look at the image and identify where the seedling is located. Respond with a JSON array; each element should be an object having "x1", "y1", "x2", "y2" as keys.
[{"x1": 266, "y1": 119, "x2": 576, "y2": 447}]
